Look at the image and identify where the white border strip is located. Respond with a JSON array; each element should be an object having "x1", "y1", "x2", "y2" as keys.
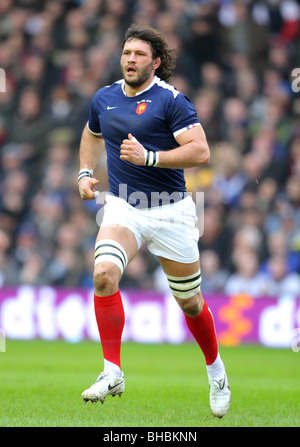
[
  {"x1": 173, "y1": 122, "x2": 200, "y2": 138},
  {"x1": 87, "y1": 121, "x2": 102, "y2": 137}
]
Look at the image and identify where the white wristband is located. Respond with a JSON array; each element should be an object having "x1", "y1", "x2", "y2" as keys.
[
  {"x1": 132, "y1": 135, "x2": 159, "y2": 167},
  {"x1": 78, "y1": 168, "x2": 93, "y2": 183},
  {"x1": 144, "y1": 148, "x2": 159, "y2": 167}
]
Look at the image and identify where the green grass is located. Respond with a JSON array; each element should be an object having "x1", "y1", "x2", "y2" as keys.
[{"x1": 0, "y1": 340, "x2": 299, "y2": 427}]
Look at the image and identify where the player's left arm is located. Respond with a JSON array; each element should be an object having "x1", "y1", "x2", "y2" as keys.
[
  {"x1": 157, "y1": 125, "x2": 210, "y2": 168},
  {"x1": 120, "y1": 125, "x2": 210, "y2": 168}
]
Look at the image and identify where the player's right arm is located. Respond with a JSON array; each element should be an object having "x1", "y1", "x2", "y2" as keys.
[{"x1": 78, "y1": 123, "x2": 105, "y2": 200}]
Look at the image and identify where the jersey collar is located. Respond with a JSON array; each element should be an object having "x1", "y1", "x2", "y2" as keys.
[{"x1": 121, "y1": 76, "x2": 159, "y2": 97}]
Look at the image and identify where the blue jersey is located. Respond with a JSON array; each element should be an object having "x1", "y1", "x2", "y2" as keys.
[{"x1": 88, "y1": 76, "x2": 200, "y2": 206}]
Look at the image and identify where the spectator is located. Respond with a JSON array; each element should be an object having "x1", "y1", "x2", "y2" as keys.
[
  {"x1": 220, "y1": 97, "x2": 249, "y2": 152},
  {"x1": 198, "y1": 206, "x2": 233, "y2": 270},
  {"x1": 194, "y1": 89, "x2": 222, "y2": 144},
  {"x1": 212, "y1": 141, "x2": 246, "y2": 207},
  {"x1": 18, "y1": 252, "x2": 47, "y2": 286},
  {"x1": 219, "y1": 1, "x2": 268, "y2": 70},
  {"x1": 225, "y1": 250, "x2": 269, "y2": 298},
  {"x1": 5, "y1": 87, "x2": 52, "y2": 170},
  {"x1": 262, "y1": 229, "x2": 300, "y2": 274},
  {"x1": 120, "y1": 250, "x2": 155, "y2": 291},
  {"x1": 200, "y1": 250, "x2": 229, "y2": 294},
  {"x1": 265, "y1": 254, "x2": 300, "y2": 297},
  {"x1": 79, "y1": 242, "x2": 96, "y2": 288}
]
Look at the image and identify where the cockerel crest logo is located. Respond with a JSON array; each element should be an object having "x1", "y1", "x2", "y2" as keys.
[{"x1": 136, "y1": 102, "x2": 147, "y2": 115}]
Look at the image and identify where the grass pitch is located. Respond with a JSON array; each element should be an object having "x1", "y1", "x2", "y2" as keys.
[{"x1": 0, "y1": 340, "x2": 299, "y2": 427}]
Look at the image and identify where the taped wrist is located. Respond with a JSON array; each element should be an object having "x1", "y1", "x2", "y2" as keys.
[
  {"x1": 78, "y1": 168, "x2": 93, "y2": 183},
  {"x1": 143, "y1": 147, "x2": 159, "y2": 167},
  {"x1": 131, "y1": 136, "x2": 159, "y2": 167}
]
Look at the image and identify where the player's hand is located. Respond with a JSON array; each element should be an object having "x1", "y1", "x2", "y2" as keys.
[
  {"x1": 120, "y1": 134, "x2": 145, "y2": 166},
  {"x1": 78, "y1": 177, "x2": 100, "y2": 200}
]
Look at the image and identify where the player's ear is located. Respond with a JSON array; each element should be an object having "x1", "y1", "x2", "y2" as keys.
[{"x1": 153, "y1": 57, "x2": 161, "y2": 70}]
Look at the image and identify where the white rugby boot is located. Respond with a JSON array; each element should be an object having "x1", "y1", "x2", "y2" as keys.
[
  {"x1": 81, "y1": 371, "x2": 125, "y2": 404},
  {"x1": 208, "y1": 372, "x2": 231, "y2": 418}
]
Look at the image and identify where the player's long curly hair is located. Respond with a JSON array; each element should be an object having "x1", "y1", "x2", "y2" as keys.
[{"x1": 122, "y1": 24, "x2": 177, "y2": 83}]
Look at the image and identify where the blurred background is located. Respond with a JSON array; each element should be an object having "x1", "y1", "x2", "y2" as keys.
[{"x1": 0, "y1": 0, "x2": 299, "y2": 302}]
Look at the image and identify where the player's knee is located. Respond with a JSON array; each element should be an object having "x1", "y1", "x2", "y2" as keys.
[
  {"x1": 178, "y1": 293, "x2": 204, "y2": 317},
  {"x1": 93, "y1": 263, "x2": 120, "y2": 295},
  {"x1": 167, "y1": 269, "x2": 203, "y2": 316},
  {"x1": 93, "y1": 239, "x2": 128, "y2": 294}
]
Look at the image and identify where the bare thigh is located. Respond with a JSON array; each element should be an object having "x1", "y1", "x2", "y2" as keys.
[{"x1": 96, "y1": 224, "x2": 139, "y2": 262}]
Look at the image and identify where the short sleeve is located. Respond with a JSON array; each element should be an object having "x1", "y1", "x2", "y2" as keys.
[
  {"x1": 87, "y1": 93, "x2": 102, "y2": 136},
  {"x1": 167, "y1": 93, "x2": 200, "y2": 138}
]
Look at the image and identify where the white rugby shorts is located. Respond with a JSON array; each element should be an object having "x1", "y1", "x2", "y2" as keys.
[{"x1": 100, "y1": 194, "x2": 200, "y2": 264}]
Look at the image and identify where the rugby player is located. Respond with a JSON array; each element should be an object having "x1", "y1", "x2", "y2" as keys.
[{"x1": 78, "y1": 24, "x2": 230, "y2": 418}]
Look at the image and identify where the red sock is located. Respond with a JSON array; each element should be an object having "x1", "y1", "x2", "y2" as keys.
[
  {"x1": 94, "y1": 291, "x2": 124, "y2": 368},
  {"x1": 184, "y1": 300, "x2": 218, "y2": 365}
]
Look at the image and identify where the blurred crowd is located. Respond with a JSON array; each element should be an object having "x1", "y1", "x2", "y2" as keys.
[{"x1": 0, "y1": 0, "x2": 300, "y2": 298}]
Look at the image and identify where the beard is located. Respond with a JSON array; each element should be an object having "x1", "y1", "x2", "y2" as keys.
[{"x1": 121, "y1": 60, "x2": 154, "y2": 87}]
